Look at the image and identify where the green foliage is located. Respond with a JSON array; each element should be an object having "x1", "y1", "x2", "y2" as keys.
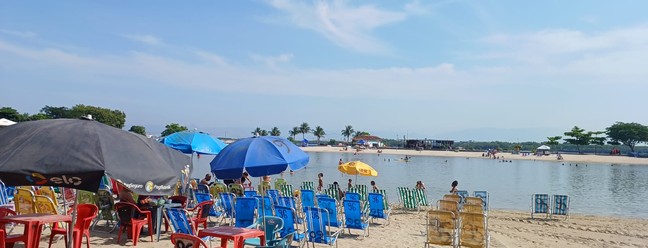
[
  {"x1": 40, "y1": 106, "x2": 71, "y2": 119},
  {"x1": 546, "y1": 136, "x2": 562, "y2": 146},
  {"x1": 606, "y1": 122, "x2": 648, "y2": 152},
  {"x1": 287, "y1": 136, "x2": 295, "y2": 142},
  {"x1": 0, "y1": 107, "x2": 25, "y2": 121},
  {"x1": 270, "y1": 127, "x2": 281, "y2": 136},
  {"x1": 161, "y1": 123, "x2": 188, "y2": 137},
  {"x1": 289, "y1": 126, "x2": 299, "y2": 140},
  {"x1": 129, "y1": 125, "x2": 147, "y2": 136},
  {"x1": 28, "y1": 113, "x2": 49, "y2": 121},
  {"x1": 328, "y1": 139, "x2": 338, "y2": 146},
  {"x1": 313, "y1": 126, "x2": 326, "y2": 144},
  {"x1": 299, "y1": 122, "x2": 310, "y2": 139},
  {"x1": 67, "y1": 104, "x2": 126, "y2": 128},
  {"x1": 353, "y1": 131, "x2": 370, "y2": 138},
  {"x1": 252, "y1": 127, "x2": 264, "y2": 136},
  {"x1": 563, "y1": 126, "x2": 592, "y2": 154},
  {"x1": 259, "y1": 129, "x2": 268, "y2": 136},
  {"x1": 341, "y1": 125, "x2": 354, "y2": 143}
]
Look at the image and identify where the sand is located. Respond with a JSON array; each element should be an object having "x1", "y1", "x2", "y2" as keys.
[
  {"x1": 29, "y1": 209, "x2": 647, "y2": 248},
  {"x1": 301, "y1": 146, "x2": 648, "y2": 165}
]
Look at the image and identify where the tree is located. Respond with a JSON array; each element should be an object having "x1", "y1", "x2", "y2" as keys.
[
  {"x1": 353, "y1": 131, "x2": 370, "y2": 138},
  {"x1": 28, "y1": 113, "x2": 49, "y2": 121},
  {"x1": 313, "y1": 126, "x2": 326, "y2": 144},
  {"x1": 341, "y1": 125, "x2": 354, "y2": 143},
  {"x1": 40, "y1": 106, "x2": 71, "y2": 119},
  {"x1": 161, "y1": 123, "x2": 188, "y2": 137},
  {"x1": 289, "y1": 126, "x2": 300, "y2": 140},
  {"x1": 252, "y1": 127, "x2": 263, "y2": 136},
  {"x1": 588, "y1": 131, "x2": 606, "y2": 154},
  {"x1": 563, "y1": 126, "x2": 592, "y2": 154},
  {"x1": 67, "y1": 104, "x2": 126, "y2": 128},
  {"x1": 299, "y1": 122, "x2": 311, "y2": 140},
  {"x1": 606, "y1": 122, "x2": 648, "y2": 152},
  {"x1": 259, "y1": 129, "x2": 269, "y2": 136},
  {"x1": 129, "y1": 125, "x2": 147, "y2": 136},
  {"x1": 270, "y1": 127, "x2": 281, "y2": 136},
  {"x1": 0, "y1": 107, "x2": 23, "y2": 122},
  {"x1": 546, "y1": 136, "x2": 562, "y2": 146}
]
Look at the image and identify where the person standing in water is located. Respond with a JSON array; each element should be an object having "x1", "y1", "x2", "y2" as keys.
[
  {"x1": 317, "y1": 173, "x2": 324, "y2": 191},
  {"x1": 450, "y1": 180, "x2": 459, "y2": 194}
]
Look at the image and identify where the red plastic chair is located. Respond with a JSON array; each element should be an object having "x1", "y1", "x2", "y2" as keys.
[
  {"x1": 115, "y1": 202, "x2": 153, "y2": 246},
  {"x1": 0, "y1": 229, "x2": 5, "y2": 248},
  {"x1": 187, "y1": 201, "x2": 213, "y2": 230},
  {"x1": 48, "y1": 204, "x2": 98, "y2": 248},
  {"x1": 170, "y1": 233, "x2": 209, "y2": 248},
  {"x1": 1, "y1": 208, "x2": 33, "y2": 248}
]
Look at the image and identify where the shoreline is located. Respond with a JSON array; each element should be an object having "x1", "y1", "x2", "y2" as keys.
[{"x1": 301, "y1": 146, "x2": 648, "y2": 165}]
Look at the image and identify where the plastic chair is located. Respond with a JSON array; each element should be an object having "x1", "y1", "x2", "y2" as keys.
[
  {"x1": 425, "y1": 210, "x2": 458, "y2": 248},
  {"x1": 76, "y1": 190, "x2": 96, "y2": 204},
  {"x1": 36, "y1": 187, "x2": 59, "y2": 207},
  {"x1": 245, "y1": 216, "x2": 284, "y2": 246},
  {"x1": 460, "y1": 212, "x2": 490, "y2": 248},
  {"x1": 14, "y1": 188, "x2": 35, "y2": 214},
  {"x1": 304, "y1": 206, "x2": 341, "y2": 247},
  {"x1": 115, "y1": 202, "x2": 153, "y2": 246},
  {"x1": 368, "y1": 193, "x2": 391, "y2": 225},
  {"x1": 170, "y1": 233, "x2": 209, "y2": 248},
  {"x1": 343, "y1": 199, "x2": 369, "y2": 237},
  {"x1": 187, "y1": 201, "x2": 213, "y2": 230},
  {"x1": 48, "y1": 204, "x2": 98, "y2": 248},
  {"x1": 255, "y1": 232, "x2": 294, "y2": 248},
  {"x1": 195, "y1": 193, "x2": 220, "y2": 218},
  {"x1": 234, "y1": 197, "x2": 258, "y2": 228},
  {"x1": 0, "y1": 229, "x2": 5, "y2": 248},
  {"x1": 274, "y1": 206, "x2": 307, "y2": 247},
  {"x1": 209, "y1": 183, "x2": 228, "y2": 196}
]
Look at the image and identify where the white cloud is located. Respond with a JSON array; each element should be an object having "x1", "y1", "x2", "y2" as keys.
[
  {"x1": 265, "y1": 0, "x2": 407, "y2": 54},
  {"x1": 121, "y1": 34, "x2": 164, "y2": 46},
  {"x1": 0, "y1": 29, "x2": 37, "y2": 38},
  {"x1": 249, "y1": 53, "x2": 293, "y2": 68}
]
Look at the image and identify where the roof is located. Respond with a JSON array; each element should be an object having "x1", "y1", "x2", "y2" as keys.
[{"x1": 352, "y1": 135, "x2": 382, "y2": 141}]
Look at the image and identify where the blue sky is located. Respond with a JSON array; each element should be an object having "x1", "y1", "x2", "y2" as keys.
[{"x1": 2, "y1": 0, "x2": 648, "y2": 141}]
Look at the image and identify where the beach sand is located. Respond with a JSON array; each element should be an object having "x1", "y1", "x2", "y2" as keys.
[
  {"x1": 301, "y1": 146, "x2": 648, "y2": 165},
  {"x1": 33, "y1": 209, "x2": 648, "y2": 248}
]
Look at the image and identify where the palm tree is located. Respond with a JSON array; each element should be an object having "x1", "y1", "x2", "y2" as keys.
[
  {"x1": 299, "y1": 122, "x2": 311, "y2": 140},
  {"x1": 289, "y1": 126, "x2": 300, "y2": 140},
  {"x1": 251, "y1": 127, "x2": 263, "y2": 136},
  {"x1": 341, "y1": 125, "x2": 354, "y2": 143},
  {"x1": 353, "y1": 131, "x2": 370, "y2": 138},
  {"x1": 270, "y1": 127, "x2": 281, "y2": 136},
  {"x1": 259, "y1": 129, "x2": 269, "y2": 136},
  {"x1": 313, "y1": 126, "x2": 326, "y2": 145}
]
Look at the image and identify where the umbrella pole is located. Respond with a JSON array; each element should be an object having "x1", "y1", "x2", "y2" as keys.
[
  {"x1": 68, "y1": 188, "x2": 78, "y2": 248},
  {"x1": 260, "y1": 177, "x2": 267, "y2": 245}
]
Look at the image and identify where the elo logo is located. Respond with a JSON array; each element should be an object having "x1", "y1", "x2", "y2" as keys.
[{"x1": 25, "y1": 173, "x2": 83, "y2": 186}]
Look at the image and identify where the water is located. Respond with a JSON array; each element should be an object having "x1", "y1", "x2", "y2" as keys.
[{"x1": 193, "y1": 151, "x2": 648, "y2": 218}]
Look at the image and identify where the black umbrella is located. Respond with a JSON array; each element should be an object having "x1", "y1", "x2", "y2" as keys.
[{"x1": 0, "y1": 118, "x2": 189, "y2": 195}]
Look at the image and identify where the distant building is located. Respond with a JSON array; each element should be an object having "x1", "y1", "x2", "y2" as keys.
[
  {"x1": 405, "y1": 139, "x2": 454, "y2": 150},
  {"x1": 352, "y1": 135, "x2": 384, "y2": 148}
]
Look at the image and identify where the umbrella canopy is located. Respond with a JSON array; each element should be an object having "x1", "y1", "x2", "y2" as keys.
[
  {"x1": 210, "y1": 136, "x2": 309, "y2": 179},
  {"x1": 357, "y1": 140, "x2": 366, "y2": 145},
  {"x1": 338, "y1": 161, "x2": 378, "y2": 177},
  {"x1": 537, "y1": 145, "x2": 551, "y2": 150},
  {"x1": 162, "y1": 131, "x2": 227, "y2": 155},
  {"x1": 0, "y1": 119, "x2": 189, "y2": 195},
  {"x1": 0, "y1": 118, "x2": 16, "y2": 127}
]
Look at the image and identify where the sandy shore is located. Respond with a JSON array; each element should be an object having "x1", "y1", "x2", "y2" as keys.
[
  {"x1": 301, "y1": 146, "x2": 648, "y2": 165},
  {"x1": 33, "y1": 209, "x2": 647, "y2": 248}
]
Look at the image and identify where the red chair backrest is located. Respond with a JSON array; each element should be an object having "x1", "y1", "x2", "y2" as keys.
[
  {"x1": 75, "y1": 204, "x2": 99, "y2": 230},
  {"x1": 115, "y1": 202, "x2": 145, "y2": 225},
  {"x1": 170, "y1": 233, "x2": 208, "y2": 248},
  {"x1": 0, "y1": 207, "x2": 16, "y2": 218},
  {"x1": 0, "y1": 229, "x2": 6, "y2": 248},
  {"x1": 195, "y1": 201, "x2": 213, "y2": 219}
]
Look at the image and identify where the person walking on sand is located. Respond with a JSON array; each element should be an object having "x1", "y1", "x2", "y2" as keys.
[
  {"x1": 317, "y1": 173, "x2": 324, "y2": 191},
  {"x1": 450, "y1": 180, "x2": 459, "y2": 194},
  {"x1": 347, "y1": 179, "x2": 353, "y2": 191}
]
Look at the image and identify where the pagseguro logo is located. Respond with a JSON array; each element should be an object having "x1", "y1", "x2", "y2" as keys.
[{"x1": 25, "y1": 173, "x2": 83, "y2": 186}]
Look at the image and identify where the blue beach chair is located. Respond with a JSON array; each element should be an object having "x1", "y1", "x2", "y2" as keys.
[
  {"x1": 244, "y1": 190, "x2": 258, "y2": 198},
  {"x1": 277, "y1": 196, "x2": 297, "y2": 209},
  {"x1": 551, "y1": 194, "x2": 570, "y2": 219},
  {"x1": 531, "y1": 194, "x2": 550, "y2": 219},
  {"x1": 473, "y1": 191, "x2": 490, "y2": 211},
  {"x1": 274, "y1": 205, "x2": 307, "y2": 247},
  {"x1": 300, "y1": 190, "x2": 316, "y2": 211},
  {"x1": 234, "y1": 197, "x2": 258, "y2": 227},
  {"x1": 219, "y1": 192, "x2": 236, "y2": 225},
  {"x1": 255, "y1": 195, "x2": 275, "y2": 217},
  {"x1": 368, "y1": 193, "x2": 391, "y2": 225},
  {"x1": 304, "y1": 207, "x2": 341, "y2": 247},
  {"x1": 456, "y1": 190, "x2": 469, "y2": 204},
  {"x1": 316, "y1": 197, "x2": 343, "y2": 228},
  {"x1": 195, "y1": 193, "x2": 220, "y2": 218},
  {"x1": 165, "y1": 207, "x2": 196, "y2": 235},
  {"x1": 343, "y1": 199, "x2": 369, "y2": 237},
  {"x1": 266, "y1": 189, "x2": 280, "y2": 206},
  {"x1": 345, "y1": 192, "x2": 361, "y2": 202},
  {"x1": 197, "y1": 184, "x2": 209, "y2": 194}
]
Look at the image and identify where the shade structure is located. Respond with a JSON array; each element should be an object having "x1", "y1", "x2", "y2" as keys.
[
  {"x1": 0, "y1": 118, "x2": 16, "y2": 127},
  {"x1": 537, "y1": 145, "x2": 551, "y2": 150},
  {"x1": 338, "y1": 161, "x2": 378, "y2": 177},
  {"x1": 0, "y1": 118, "x2": 189, "y2": 195},
  {"x1": 210, "y1": 136, "x2": 309, "y2": 179},
  {"x1": 162, "y1": 131, "x2": 227, "y2": 155}
]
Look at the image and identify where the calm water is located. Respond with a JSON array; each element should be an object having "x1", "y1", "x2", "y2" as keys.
[{"x1": 193, "y1": 152, "x2": 648, "y2": 218}]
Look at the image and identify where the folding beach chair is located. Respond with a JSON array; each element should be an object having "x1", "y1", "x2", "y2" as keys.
[
  {"x1": 425, "y1": 210, "x2": 458, "y2": 248},
  {"x1": 437, "y1": 200, "x2": 460, "y2": 219},
  {"x1": 317, "y1": 197, "x2": 343, "y2": 228},
  {"x1": 301, "y1": 182, "x2": 314, "y2": 191},
  {"x1": 343, "y1": 199, "x2": 369, "y2": 237},
  {"x1": 218, "y1": 192, "x2": 236, "y2": 225},
  {"x1": 324, "y1": 188, "x2": 340, "y2": 201},
  {"x1": 254, "y1": 195, "x2": 275, "y2": 217},
  {"x1": 473, "y1": 191, "x2": 490, "y2": 211},
  {"x1": 300, "y1": 190, "x2": 316, "y2": 211},
  {"x1": 531, "y1": 194, "x2": 550, "y2": 219},
  {"x1": 304, "y1": 207, "x2": 341, "y2": 247},
  {"x1": 244, "y1": 190, "x2": 258, "y2": 198},
  {"x1": 460, "y1": 212, "x2": 490, "y2": 248},
  {"x1": 234, "y1": 197, "x2": 258, "y2": 227},
  {"x1": 551, "y1": 195, "x2": 570, "y2": 220},
  {"x1": 373, "y1": 189, "x2": 390, "y2": 209},
  {"x1": 456, "y1": 190, "x2": 469, "y2": 204},
  {"x1": 274, "y1": 205, "x2": 307, "y2": 247},
  {"x1": 266, "y1": 189, "x2": 280, "y2": 206},
  {"x1": 280, "y1": 184, "x2": 294, "y2": 198},
  {"x1": 413, "y1": 188, "x2": 432, "y2": 207},
  {"x1": 368, "y1": 193, "x2": 391, "y2": 225},
  {"x1": 397, "y1": 187, "x2": 419, "y2": 212}
]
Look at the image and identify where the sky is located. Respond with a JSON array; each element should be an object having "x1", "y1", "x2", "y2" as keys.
[{"x1": 2, "y1": 0, "x2": 648, "y2": 142}]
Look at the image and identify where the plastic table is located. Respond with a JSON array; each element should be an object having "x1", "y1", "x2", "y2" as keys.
[
  {"x1": 198, "y1": 226, "x2": 265, "y2": 248},
  {"x1": 0, "y1": 213, "x2": 72, "y2": 248}
]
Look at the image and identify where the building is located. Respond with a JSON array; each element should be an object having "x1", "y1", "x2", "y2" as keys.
[
  {"x1": 352, "y1": 135, "x2": 384, "y2": 148},
  {"x1": 405, "y1": 139, "x2": 454, "y2": 150}
]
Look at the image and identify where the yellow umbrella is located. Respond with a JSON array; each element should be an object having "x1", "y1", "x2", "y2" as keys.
[{"x1": 338, "y1": 161, "x2": 378, "y2": 177}]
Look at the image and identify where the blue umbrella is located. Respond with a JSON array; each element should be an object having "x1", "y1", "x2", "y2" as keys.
[
  {"x1": 162, "y1": 131, "x2": 227, "y2": 155},
  {"x1": 210, "y1": 136, "x2": 309, "y2": 179}
]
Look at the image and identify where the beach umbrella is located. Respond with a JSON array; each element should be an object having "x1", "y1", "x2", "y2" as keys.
[
  {"x1": 0, "y1": 118, "x2": 189, "y2": 247},
  {"x1": 0, "y1": 118, "x2": 16, "y2": 127},
  {"x1": 210, "y1": 136, "x2": 310, "y2": 179},
  {"x1": 161, "y1": 130, "x2": 227, "y2": 155},
  {"x1": 338, "y1": 161, "x2": 378, "y2": 186}
]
